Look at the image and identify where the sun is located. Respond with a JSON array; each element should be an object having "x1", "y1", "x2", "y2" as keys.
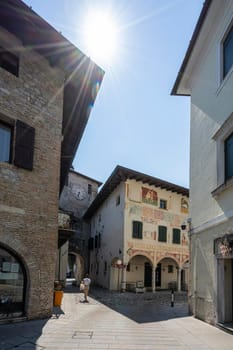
[{"x1": 83, "y1": 10, "x2": 118, "y2": 64}]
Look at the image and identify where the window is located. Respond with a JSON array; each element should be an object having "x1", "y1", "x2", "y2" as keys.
[
  {"x1": 173, "y1": 228, "x2": 181, "y2": 244},
  {"x1": 88, "y1": 237, "x2": 94, "y2": 250},
  {"x1": 116, "y1": 195, "x2": 120, "y2": 206},
  {"x1": 95, "y1": 235, "x2": 98, "y2": 248},
  {"x1": 104, "y1": 261, "x2": 107, "y2": 275},
  {"x1": 0, "y1": 46, "x2": 19, "y2": 77},
  {"x1": 223, "y1": 24, "x2": 233, "y2": 79},
  {"x1": 0, "y1": 122, "x2": 12, "y2": 162},
  {"x1": 88, "y1": 184, "x2": 92, "y2": 195},
  {"x1": 158, "y1": 226, "x2": 167, "y2": 242},
  {"x1": 212, "y1": 113, "x2": 233, "y2": 196},
  {"x1": 0, "y1": 119, "x2": 35, "y2": 170},
  {"x1": 159, "y1": 199, "x2": 167, "y2": 210},
  {"x1": 168, "y1": 265, "x2": 173, "y2": 273},
  {"x1": 132, "y1": 221, "x2": 143, "y2": 239},
  {"x1": 98, "y1": 233, "x2": 101, "y2": 248},
  {"x1": 225, "y1": 132, "x2": 233, "y2": 180}
]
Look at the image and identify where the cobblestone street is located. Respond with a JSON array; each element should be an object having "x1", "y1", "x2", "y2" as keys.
[{"x1": 0, "y1": 285, "x2": 233, "y2": 350}]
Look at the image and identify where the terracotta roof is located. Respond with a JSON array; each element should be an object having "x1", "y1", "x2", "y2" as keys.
[
  {"x1": 171, "y1": 0, "x2": 212, "y2": 96},
  {"x1": 83, "y1": 165, "x2": 189, "y2": 220}
]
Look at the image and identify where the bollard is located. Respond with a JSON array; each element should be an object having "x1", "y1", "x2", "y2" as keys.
[{"x1": 171, "y1": 288, "x2": 174, "y2": 307}]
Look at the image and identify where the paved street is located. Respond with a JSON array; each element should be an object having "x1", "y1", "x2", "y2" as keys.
[{"x1": 0, "y1": 286, "x2": 232, "y2": 350}]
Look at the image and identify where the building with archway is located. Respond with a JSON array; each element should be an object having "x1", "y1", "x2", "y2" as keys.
[
  {"x1": 0, "y1": 0, "x2": 103, "y2": 321},
  {"x1": 84, "y1": 166, "x2": 189, "y2": 292},
  {"x1": 59, "y1": 170, "x2": 102, "y2": 285}
]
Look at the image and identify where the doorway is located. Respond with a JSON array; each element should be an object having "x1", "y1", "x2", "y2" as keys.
[
  {"x1": 156, "y1": 263, "x2": 161, "y2": 287},
  {"x1": 144, "y1": 262, "x2": 152, "y2": 287}
]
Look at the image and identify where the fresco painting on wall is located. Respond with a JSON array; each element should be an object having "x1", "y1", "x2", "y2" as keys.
[
  {"x1": 142, "y1": 187, "x2": 158, "y2": 206},
  {"x1": 181, "y1": 198, "x2": 189, "y2": 213}
]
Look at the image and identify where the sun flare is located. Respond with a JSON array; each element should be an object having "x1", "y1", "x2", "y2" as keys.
[{"x1": 83, "y1": 10, "x2": 118, "y2": 64}]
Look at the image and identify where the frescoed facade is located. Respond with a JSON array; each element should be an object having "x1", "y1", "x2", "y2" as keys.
[
  {"x1": 84, "y1": 166, "x2": 189, "y2": 292},
  {"x1": 172, "y1": 0, "x2": 233, "y2": 328}
]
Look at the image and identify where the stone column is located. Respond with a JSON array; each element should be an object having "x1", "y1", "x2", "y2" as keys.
[
  {"x1": 177, "y1": 267, "x2": 182, "y2": 292},
  {"x1": 152, "y1": 265, "x2": 157, "y2": 292}
]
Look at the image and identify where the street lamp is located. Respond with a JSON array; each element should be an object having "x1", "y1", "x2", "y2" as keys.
[{"x1": 116, "y1": 259, "x2": 122, "y2": 291}]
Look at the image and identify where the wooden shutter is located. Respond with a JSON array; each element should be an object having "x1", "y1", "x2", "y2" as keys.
[
  {"x1": 133, "y1": 221, "x2": 143, "y2": 239},
  {"x1": 14, "y1": 120, "x2": 35, "y2": 170},
  {"x1": 173, "y1": 229, "x2": 181, "y2": 244},
  {"x1": 158, "y1": 226, "x2": 167, "y2": 242}
]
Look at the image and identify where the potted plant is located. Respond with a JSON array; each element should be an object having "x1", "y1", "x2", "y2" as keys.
[{"x1": 54, "y1": 280, "x2": 64, "y2": 307}]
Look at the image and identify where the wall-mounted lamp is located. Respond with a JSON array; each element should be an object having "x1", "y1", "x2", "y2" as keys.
[{"x1": 181, "y1": 218, "x2": 192, "y2": 230}]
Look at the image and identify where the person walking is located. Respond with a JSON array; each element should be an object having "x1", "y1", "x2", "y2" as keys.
[{"x1": 82, "y1": 274, "x2": 91, "y2": 302}]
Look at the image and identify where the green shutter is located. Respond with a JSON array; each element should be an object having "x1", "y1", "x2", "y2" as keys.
[
  {"x1": 132, "y1": 221, "x2": 143, "y2": 239},
  {"x1": 158, "y1": 226, "x2": 167, "y2": 242},
  {"x1": 173, "y1": 229, "x2": 181, "y2": 244}
]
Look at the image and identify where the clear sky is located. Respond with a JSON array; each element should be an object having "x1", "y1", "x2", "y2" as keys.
[{"x1": 24, "y1": 0, "x2": 204, "y2": 188}]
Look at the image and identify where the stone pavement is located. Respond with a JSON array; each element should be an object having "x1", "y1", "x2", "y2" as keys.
[{"x1": 0, "y1": 286, "x2": 233, "y2": 350}]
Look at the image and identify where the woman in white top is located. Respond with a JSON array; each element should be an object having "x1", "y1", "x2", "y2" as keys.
[{"x1": 82, "y1": 274, "x2": 91, "y2": 302}]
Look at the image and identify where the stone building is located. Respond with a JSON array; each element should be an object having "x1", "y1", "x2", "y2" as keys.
[
  {"x1": 172, "y1": 0, "x2": 233, "y2": 329},
  {"x1": 59, "y1": 169, "x2": 102, "y2": 284},
  {"x1": 84, "y1": 166, "x2": 189, "y2": 292},
  {"x1": 0, "y1": 0, "x2": 103, "y2": 321}
]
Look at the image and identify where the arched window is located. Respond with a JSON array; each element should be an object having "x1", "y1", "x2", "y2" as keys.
[{"x1": 0, "y1": 245, "x2": 26, "y2": 319}]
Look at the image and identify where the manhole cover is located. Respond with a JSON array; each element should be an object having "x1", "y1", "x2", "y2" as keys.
[{"x1": 72, "y1": 331, "x2": 93, "y2": 339}]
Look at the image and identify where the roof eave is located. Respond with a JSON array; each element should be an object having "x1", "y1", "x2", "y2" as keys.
[{"x1": 171, "y1": 0, "x2": 212, "y2": 96}]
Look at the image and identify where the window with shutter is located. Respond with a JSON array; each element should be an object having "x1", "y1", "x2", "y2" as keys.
[
  {"x1": 14, "y1": 120, "x2": 35, "y2": 171},
  {"x1": 0, "y1": 122, "x2": 12, "y2": 162},
  {"x1": 158, "y1": 226, "x2": 167, "y2": 242},
  {"x1": 0, "y1": 47, "x2": 19, "y2": 77},
  {"x1": 173, "y1": 228, "x2": 181, "y2": 244},
  {"x1": 132, "y1": 221, "x2": 143, "y2": 239}
]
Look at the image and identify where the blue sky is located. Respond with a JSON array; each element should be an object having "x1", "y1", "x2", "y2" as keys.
[{"x1": 24, "y1": 0, "x2": 204, "y2": 188}]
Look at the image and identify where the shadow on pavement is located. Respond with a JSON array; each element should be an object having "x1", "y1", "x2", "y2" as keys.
[
  {"x1": 0, "y1": 306, "x2": 64, "y2": 349},
  {"x1": 65, "y1": 284, "x2": 190, "y2": 324}
]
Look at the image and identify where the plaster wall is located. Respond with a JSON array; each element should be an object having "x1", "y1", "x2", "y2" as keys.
[
  {"x1": 189, "y1": 1, "x2": 233, "y2": 229},
  {"x1": 190, "y1": 216, "x2": 233, "y2": 324},
  {"x1": 89, "y1": 183, "x2": 125, "y2": 289}
]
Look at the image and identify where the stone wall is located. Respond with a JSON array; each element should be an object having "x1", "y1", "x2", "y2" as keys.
[{"x1": 0, "y1": 27, "x2": 64, "y2": 319}]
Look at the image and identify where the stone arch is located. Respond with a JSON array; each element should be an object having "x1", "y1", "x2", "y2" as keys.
[
  {"x1": 128, "y1": 252, "x2": 153, "y2": 266},
  {"x1": 0, "y1": 242, "x2": 28, "y2": 319},
  {"x1": 68, "y1": 252, "x2": 85, "y2": 284},
  {"x1": 156, "y1": 255, "x2": 180, "y2": 267},
  {"x1": 155, "y1": 256, "x2": 180, "y2": 290}
]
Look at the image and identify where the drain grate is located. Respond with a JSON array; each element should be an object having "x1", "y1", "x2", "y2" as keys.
[{"x1": 72, "y1": 331, "x2": 93, "y2": 339}]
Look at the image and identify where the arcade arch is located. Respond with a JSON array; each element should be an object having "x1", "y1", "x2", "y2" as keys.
[{"x1": 0, "y1": 244, "x2": 26, "y2": 319}]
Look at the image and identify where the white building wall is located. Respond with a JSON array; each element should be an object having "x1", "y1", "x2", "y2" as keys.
[
  {"x1": 190, "y1": 0, "x2": 233, "y2": 230},
  {"x1": 89, "y1": 183, "x2": 125, "y2": 289},
  {"x1": 185, "y1": 0, "x2": 233, "y2": 324}
]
